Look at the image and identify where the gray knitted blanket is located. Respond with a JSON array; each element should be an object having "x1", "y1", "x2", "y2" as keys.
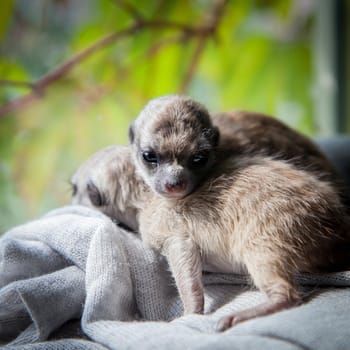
[{"x1": 1, "y1": 205, "x2": 350, "y2": 349}]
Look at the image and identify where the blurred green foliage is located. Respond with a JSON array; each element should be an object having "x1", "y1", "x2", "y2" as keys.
[{"x1": 0, "y1": 0, "x2": 317, "y2": 232}]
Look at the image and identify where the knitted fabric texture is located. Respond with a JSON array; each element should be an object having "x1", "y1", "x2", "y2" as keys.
[{"x1": 1, "y1": 205, "x2": 350, "y2": 350}]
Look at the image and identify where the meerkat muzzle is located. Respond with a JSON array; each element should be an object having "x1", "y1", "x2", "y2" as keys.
[{"x1": 165, "y1": 180, "x2": 187, "y2": 194}]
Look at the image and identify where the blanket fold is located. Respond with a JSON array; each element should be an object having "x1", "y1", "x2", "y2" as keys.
[{"x1": 1, "y1": 205, "x2": 350, "y2": 350}]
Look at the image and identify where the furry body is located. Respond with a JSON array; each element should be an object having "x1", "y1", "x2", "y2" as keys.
[
  {"x1": 130, "y1": 95, "x2": 350, "y2": 329},
  {"x1": 71, "y1": 143, "x2": 349, "y2": 327},
  {"x1": 213, "y1": 111, "x2": 336, "y2": 182},
  {"x1": 139, "y1": 155, "x2": 349, "y2": 323},
  {"x1": 71, "y1": 145, "x2": 145, "y2": 232},
  {"x1": 71, "y1": 95, "x2": 348, "y2": 329}
]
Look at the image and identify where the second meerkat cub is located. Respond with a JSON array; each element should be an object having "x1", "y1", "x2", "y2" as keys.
[
  {"x1": 71, "y1": 145, "x2": 145, "y2": 232},
  {"x1": 129, "y1": 95, "x2": 350, "y2": 329}
]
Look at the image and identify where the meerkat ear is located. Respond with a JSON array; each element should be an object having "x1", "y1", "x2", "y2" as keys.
[
  {"x1": 211, "y1": 126, "x2": 220, "y2": 147},
  {"x1": 87, "y1": 181, "x2": 105, "y2": 207},
  {"x1": 128, "y1": 121, "x2": 135, "y2": 144}
]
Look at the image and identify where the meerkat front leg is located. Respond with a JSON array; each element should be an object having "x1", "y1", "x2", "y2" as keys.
[
  {"x1": 164, "y1": 237, "x2": 204, "y2": 315},
  {"x1": 217, "y1": 254, "x2": 301, "y2": 331}
]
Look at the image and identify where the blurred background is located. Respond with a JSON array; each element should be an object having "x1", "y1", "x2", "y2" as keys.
[{"x1": 0, "y1": 0, "x2": 349, "y2": 232}]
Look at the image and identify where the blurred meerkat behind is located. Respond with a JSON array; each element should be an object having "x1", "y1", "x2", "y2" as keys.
[{"x1": 70, "y1": 145, "x2": 145, "y2": 232}]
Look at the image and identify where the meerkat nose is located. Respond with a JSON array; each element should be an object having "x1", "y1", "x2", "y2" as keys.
[{"x1": 165, "y1": 180, "x2": 187, "y2": 193}]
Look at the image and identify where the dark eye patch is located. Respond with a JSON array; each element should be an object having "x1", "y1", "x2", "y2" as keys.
[
  {"x1": 87, "y1": 181, "x2": 105, "y2": 207},
  {"x1": 190, "y1": 151, "x2": 210, "y2": 168},
  {"x1": 141, "y1": 150, "x2": 158, "y2": 166}
]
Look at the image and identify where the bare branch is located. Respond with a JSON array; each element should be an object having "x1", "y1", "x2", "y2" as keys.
[
  {"x1": 180, "y1": 0, "x2": 227, "y2": 93},
  {"x1": 0, "y1": 2, "x2": 227, "y2": 118},
  {"x1": 146, "y1": 34, "x2": 185, "y2": 58},
  {"x1": 0, "y1": 25, "x2": 139, "y2": 117},
  {"x1": 0, "y1": 94, "x2": 40, "y2": 116}
]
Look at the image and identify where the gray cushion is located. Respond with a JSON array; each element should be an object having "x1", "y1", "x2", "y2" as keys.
[
  {"x1": 315, "y1": 136, "x2": 350, "y2": 208},
  {"x1": 316, "y1": 136, "x2": 350, "y2": 187}
]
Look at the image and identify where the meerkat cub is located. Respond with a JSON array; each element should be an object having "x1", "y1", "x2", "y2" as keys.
[
  {"x1": 70, "y1": 96, "x2": 347, "y2": 328},
  {"x1": 70, "y1": 145, "x2": 146, "y2": 232},
  {"x1": 128, "y1": 95, "x2": 220, "y2": 198},
  {"x1": 129, "y1": 95, "x2": 350, "y2": 329},
  {"x1": 70, "y1": 142, "x2": 349, "y2": 329},
  {"x1": 71, "y1": 100, "x2": 339, "y2": 228}
]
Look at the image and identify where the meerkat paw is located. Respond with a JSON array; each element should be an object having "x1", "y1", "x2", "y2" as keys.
[{"x1": 216, "y1": 297, "x2": 300, "y2": 331}]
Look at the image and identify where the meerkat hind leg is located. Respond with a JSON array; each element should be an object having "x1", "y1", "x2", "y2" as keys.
[
  {"x1": 217, "y1": 258, "x2": 301, "y2": 331},
  {"x1": 216, "y1": 294, "x2": 299, "y2": 331}
]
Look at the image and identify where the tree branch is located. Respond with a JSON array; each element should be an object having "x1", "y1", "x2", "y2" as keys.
[
  {"x1": 0, "y1": 25, "x2": 139, "y2": 117},
  {"x1": 145, "y1": 34, "x2": 186, "y2": 58},
  {"x1": 0, "y1": 1, "x2": 227, "y2": 117},
  {"x1": 180, "y1": 0, "x2": 227, "y2": 93}
]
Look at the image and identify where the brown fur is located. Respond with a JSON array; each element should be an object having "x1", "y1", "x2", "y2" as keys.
[
  {"x1": 129, "y1": 96, "x2": 350, "y2": 329},
  {"x1": 129, "y1": 95, "x2": 219, "y2": 199},
  {"x1": 213, "y1": 111, "x2": 337, "y2": 182},
  {"x1": 71, "y1": 145, "x2": 145, "y2": 232},
  {"x1": 139, "y1": 156, "x2": 349, "y2": 322},
  {"x1": 72, "y1": 144, "x2": 349, "y2": 328},
  {"x1": 71, "y1": 96, "x2": 349, "y2": 329}
]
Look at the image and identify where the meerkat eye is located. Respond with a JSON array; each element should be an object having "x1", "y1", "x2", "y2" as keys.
[
  {"x1": 87, "y1": 181, "x2": 105, "y2": 207},
  {"x1": 142, "y1": 150, "x2": 158, "y2": 164},
  {"x1": 191, "y1": 152, "x2": 210, "y2": 167}
]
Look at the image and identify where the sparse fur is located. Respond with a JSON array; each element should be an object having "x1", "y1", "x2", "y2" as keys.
[
  {"x1": 129, "y1": 95, "x2": 219, "y2": 198},
  {"x1": 138, "y1": 155, "x2": 349, "y2": 320},
  {"x1": 129, "y1": 95, "x2": 350, "y2": 329},
  {"x1": 212, "y1": 111, "x2": 338, "y2": 183},
  {"x1": 71, "y1": 96, "x2": 349, "y2": 329}
]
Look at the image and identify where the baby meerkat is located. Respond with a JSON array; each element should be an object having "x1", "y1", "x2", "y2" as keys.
[
  {"x1": 128, "y1": 95, "x2": 220, "y2": 199},
  {"x1": 71, "y1": 142, "x2": 349, "y2": 328},
  {"x1": 70, "y1": 145, "x2": 145, "y2": 232},
  {"x1": 72, "y1": 98, "x2": 339, "y2": 226},
  {"x1": 129, "y1": 95, "x2": 339, "y2": 200},
  {"x1": 129, "y1": 95, "x2": 350, "y2": 329},
  {"x1": 70, "y1": 96, "x2": 347, "y2": 328}
]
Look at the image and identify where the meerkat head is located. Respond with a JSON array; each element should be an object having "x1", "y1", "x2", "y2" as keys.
[
  {"x1": 70, "y1": 145, "x2": 145, "y2": 232},
  {"x1": 129, "y1": 95, "x2": 219, "y2": 199}
]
